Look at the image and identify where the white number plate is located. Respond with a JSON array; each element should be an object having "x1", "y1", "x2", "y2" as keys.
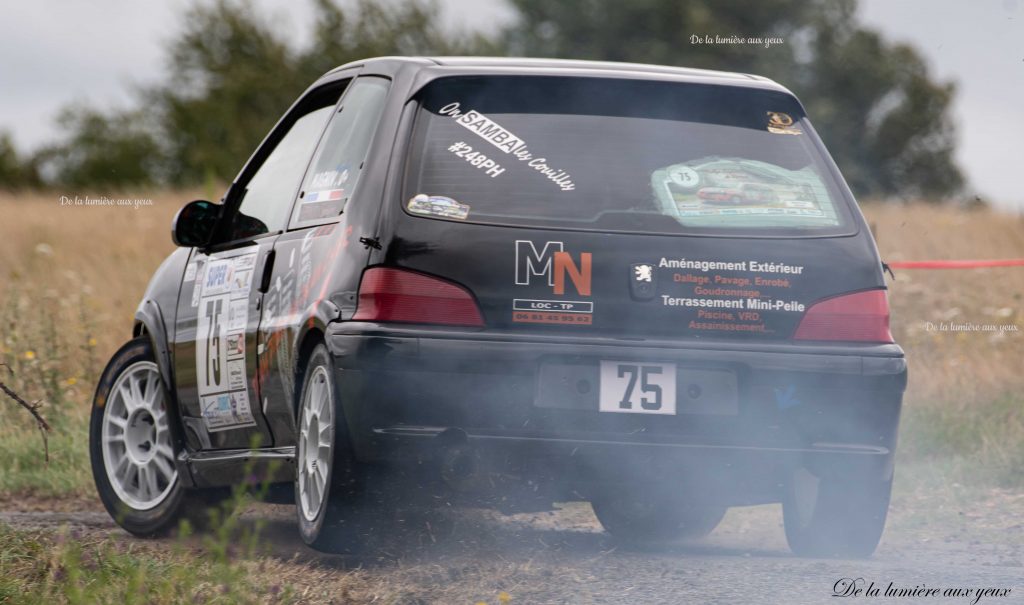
[{"x1": 599, "y1": 361, "x2": 676, "y2": 415}]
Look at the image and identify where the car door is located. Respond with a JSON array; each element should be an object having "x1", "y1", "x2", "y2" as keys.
[
  {"x1": 173, "y1": 80, "x2": 349, "y2": 450},
  {"x1": 257, "y1": 75, "x2": 392, "y2": 446}
]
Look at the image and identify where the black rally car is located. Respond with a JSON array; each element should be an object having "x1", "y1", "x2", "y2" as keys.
[{"x1": 90, "y1": 57, "x2": 907, "y2": 557}]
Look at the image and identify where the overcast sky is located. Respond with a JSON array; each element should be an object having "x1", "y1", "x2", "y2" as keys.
[{"x1": 1, "y1": 0, "x2": 1021, "y2": 210}]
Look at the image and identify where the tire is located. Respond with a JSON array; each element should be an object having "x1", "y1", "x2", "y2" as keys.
[
  {"x1": 90, "y1": 337, "x2": 221, "y2": 536},
  {"x1": 295, "y1": 343, "x2": 376, "y2": 553},
  {"x1": 783, "y1": 466, "x2": 893, "y2": 558},
  {"x1": 592, "y1": 489, "x2": 726, "y2": 546}
]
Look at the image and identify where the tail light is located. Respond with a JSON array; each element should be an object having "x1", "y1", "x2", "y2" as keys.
[
  {"x1": 352, "y1": 267, "x2": 484, "y2": 327},
  {"x1": 793, "y1": 289, "x2": 893, "y2": 343}
]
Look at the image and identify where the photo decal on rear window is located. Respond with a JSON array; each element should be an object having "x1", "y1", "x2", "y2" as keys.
[{"x1": 652, "y1": 158, "x2": 835, "y2": 224}]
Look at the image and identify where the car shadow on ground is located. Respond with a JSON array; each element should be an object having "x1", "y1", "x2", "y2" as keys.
[{"x1": 203, "y1": 504, "x2": 794, "y2": 569}]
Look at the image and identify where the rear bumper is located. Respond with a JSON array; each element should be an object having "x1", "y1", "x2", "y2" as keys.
[{"x1": 326, "y1": 323, "x2": 906, "y2": 494}]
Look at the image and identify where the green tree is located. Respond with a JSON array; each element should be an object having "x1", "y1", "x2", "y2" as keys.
[
  {"x1": 156, "y1": 0, "x2": 493, "y2": 185},
  {"x1": 797, "y1": 2, "x2": 962, "y2": 197},
  {"x1": 501, "y1": 0, "x2": 963, "y2": 198},
  {"x1": 0, "y1": 131, "x2": 41, "y2": 190},
  {"x1": 38, "y1": 0, "x2": 491, "y2": 188},
  {"x1": 34, "y1": 107, "x2": 162, "y2": 189},
  {"x1": 154, "y1": 0, "x2": 306, "y2": 185}
]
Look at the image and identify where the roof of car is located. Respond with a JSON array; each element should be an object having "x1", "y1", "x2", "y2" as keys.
[{"x1": 325, "y1": 56, "x2": 793, "y2": 95}]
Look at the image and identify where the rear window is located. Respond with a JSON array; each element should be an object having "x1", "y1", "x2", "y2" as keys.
[{"x1": 403, "y1": 76, "x2": 855, "y2": 236}]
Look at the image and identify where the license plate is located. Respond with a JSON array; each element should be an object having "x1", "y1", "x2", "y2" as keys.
[{"x1": 599, "y1": 361, "x2": 676, "y2": 415}]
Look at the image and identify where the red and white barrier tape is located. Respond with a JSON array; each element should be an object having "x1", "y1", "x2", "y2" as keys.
[{"x1": 886, "y1": 259, "x2": 1024, "y2": 269}]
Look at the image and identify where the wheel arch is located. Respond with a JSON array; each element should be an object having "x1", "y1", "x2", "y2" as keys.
[
  {"x1": 292, "y1": 318, "x2": 357, "y2": 452},
  {"x1": 291, "y1": 297, "x2": 341, "y2": 416},
  {"x1": 293, "y1": 326, "x2": 326, "y2": 418},
  {"x1": 133, "y1": 300, "x2": 195, "y2": 487}
]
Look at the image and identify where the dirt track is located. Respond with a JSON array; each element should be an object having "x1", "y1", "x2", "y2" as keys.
[{"x1": 4, "y1": 493, "x2": 1023, "y2": 605}]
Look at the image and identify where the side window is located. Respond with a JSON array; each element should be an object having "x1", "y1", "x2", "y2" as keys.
[
  {"x1": 223, "y1": 83, "x2": 348, "y2": 242},
  {"x1": 292, "y1": 76, "x2": 391, "y2": 226}
]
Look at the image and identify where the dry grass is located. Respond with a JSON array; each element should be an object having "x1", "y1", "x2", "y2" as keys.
[
  {"x1": 0, "y1": 190, "x2": 200, "y2": 498},
  {"x1": 864, "y1": 202, "x2": 1024, "y2": 409},
  {"x1": 859, "y1": 203, "x2": 1024, "y2": 489}
]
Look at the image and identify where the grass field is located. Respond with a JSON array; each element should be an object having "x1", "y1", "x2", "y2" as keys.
[{"x1": 0, "y1": 191, "x2": 1022, "y2": 602}]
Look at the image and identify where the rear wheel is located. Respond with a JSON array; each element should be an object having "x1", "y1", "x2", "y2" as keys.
[
  {"x1": 592, "y1": 490, "x2": 726, "y2": 546},
  {"x1": 783, "y1": 466, "x2": 892, "y2": 558},
  {"x1": 90, "y1": 338, "x2": 222, "y2": 536},
  {"x1": 295, "y1": 344, "x2": 375, "y2": 553}
]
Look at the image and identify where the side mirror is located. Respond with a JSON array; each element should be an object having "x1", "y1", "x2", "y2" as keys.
[{"x1": 172, "y1": 200, "x2": 222, "y2": 248}]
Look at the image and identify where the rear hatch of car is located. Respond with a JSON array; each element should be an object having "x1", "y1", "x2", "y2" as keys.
[
  {"x1": 366, "y1": 74, "x2": 890, "y2": 345},
  {"x1": 347, "y1": 72, "x2": 903, "y2": 457}
]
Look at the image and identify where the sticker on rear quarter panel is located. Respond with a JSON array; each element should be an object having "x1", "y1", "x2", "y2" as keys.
[{"x1": 195, "y1": 252, "x2": 258, "y2": 432}]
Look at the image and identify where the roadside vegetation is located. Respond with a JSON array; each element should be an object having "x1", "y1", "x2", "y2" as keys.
[{"x1": 0, "y1": 487, "x2": 292, "y2": 605}]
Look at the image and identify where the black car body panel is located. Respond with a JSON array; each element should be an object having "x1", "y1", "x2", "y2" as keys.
[
  {"x1": 327, "y1": 324, "x2": 904, "y2": 503},
  {"x1": 124, "y1": 57, "x2": 906, "y2": 502}
]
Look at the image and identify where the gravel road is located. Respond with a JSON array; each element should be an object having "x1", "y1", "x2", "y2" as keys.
[{"x1": 3, "y1": 493, "x2": 1022, "y2": 605}]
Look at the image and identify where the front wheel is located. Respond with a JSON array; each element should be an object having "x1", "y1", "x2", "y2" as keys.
[
  {"x1": 90, "y1": 338, "x2": 219, "y2": 536},
  {"x1": 783, "y1": 466, "x2": 893, "y2": 558}
]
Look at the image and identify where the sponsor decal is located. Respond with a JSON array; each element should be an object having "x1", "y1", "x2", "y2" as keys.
[
  {"x1": 515, "y1": 240, "x2": 591, "y2": 296},
  {"x1": 190, "y1": 262, "x2": 205, "y2": 308},
  {"x1": 438, "y1": 102, "x2": 575, "y2": 192},
  {"x1": 305, "y1": 189, "x2": 345, "y2": 203},
  {"x1": 225, "y1": 333, "x2": 245, "y2": 358},
  {"x1": 308, "y1": 167, "x2": 349, "y2": 190},
  {"x1": 227, "y1": 298, "x2": 248, "y2": 331},
  {"x1": 658, "y1": 258, "x2": 804, "y2": 274},
  {"x1": 183, "y1": 262, "x2": 198, "y2": 282},
  {"x1": 407, "y1": 194, "x2": 470, "y2": 220},
  {"x1": 512, "y1": 311, "x2": 593, "y2": 325},
  {"x1": 297, "y1": 199, "x2": 345, "y2": 222},
  {"x1": 226, "y1": 359, "x2": 246, "y2": 391},
  {"x1": 200, "y1": 391, "x2": 255, "y2": 432},
  {"x1": 513, "y1": 299, "x2": 592, "y2": 313},
  {"x1": 629, "y1": 256, "x2": 811, "y2": 335},
  {"x1": 195, "y1": 252, "x2": 258, "y2": 432},
  {"x1": 514, "y1": 240, "x2": 593, "y2": 325},
  {"x1": 230, "y1": 270, "x2": 253, "y2": 299},
  {"x1": 447, "y1": 141, "x2": 505, "y2": 177}
]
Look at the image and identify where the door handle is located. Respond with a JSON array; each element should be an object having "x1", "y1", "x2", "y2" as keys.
[{"x1": 258, "y1": 249, "x2": 276, "y2": 293}]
